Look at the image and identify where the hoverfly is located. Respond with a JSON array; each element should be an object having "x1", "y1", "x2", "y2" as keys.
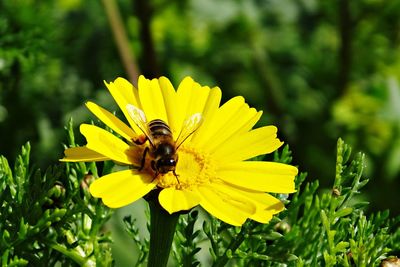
[{"x1": 126, "y1": 104, "x2": 203, "y2": 180}]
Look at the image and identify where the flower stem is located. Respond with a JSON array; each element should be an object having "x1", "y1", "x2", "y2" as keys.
[{"x1": 147, "y1": 191, "x2": 180, "y2": 267}]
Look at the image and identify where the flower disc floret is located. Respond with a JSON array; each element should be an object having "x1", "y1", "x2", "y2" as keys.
[{"x1": 157, "y1": 145, "x2": 215, "y2": 190}]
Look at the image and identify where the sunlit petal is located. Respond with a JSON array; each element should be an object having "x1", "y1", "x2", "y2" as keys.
[
  {"x1": 190, "y1": 86, "x2": 222, "y2": 144},
  {"x1": 104, "y1": 78, "x2": 142, "y2": 134},
  {"x1": 86, "y1": 101, "x2": 137, "y2": 141},
  {"x1": 217, "y1": 161, "x2": 298, "y2": 193},
  {"x1": 198, "y1": 184, "x2": 256, "y2": 226},
  {"x1": 138, "y1": 76, "x2": 168, "y2": 123},
  {"x1": 212, "y1": 126, "x2": 283, "y2": 163},
  {"x1": 237, "y1": 188, "x2": 285, "y2": 212},
  {"x1": 159, "y1": 188, "x2": 201, "y2": 214},
  {"x1": 80, "y1": 124, "x2": 133, "y2": 165},
  {"x1": 60, "y1": 146, "x2": 109, "y2": 162},
  {"x1": 246, "y1": 191, "x2": 284, "y2": 223},
  {"x1": 206, "y1": 105, "x2": 259, "y2": 153},
  {"x1": 175, "y1": 77, "x2": 195, "y2": 136},
  {"x1": 193, "y1": 96, "x2": 245, "y2": 149},
  {"x1": 159, "y1": 76, "x2": 179, "y2": 135},
  {"x1": 250, "y1": 210, "x2": 274, "y2": 224},
  {"x1": 186, "y1": 85, "x2": 210, "y2": 118},
  {"x1": 90, "y1": 169, "x2": 156, "y2": 208}
]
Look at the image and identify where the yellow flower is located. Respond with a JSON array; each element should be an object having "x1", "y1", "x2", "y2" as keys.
[{"x1": 62, "y1": 76, "x2": 298, "y2": 226}]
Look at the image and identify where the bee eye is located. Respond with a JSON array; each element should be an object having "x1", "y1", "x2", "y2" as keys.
[
  {"x1": 166, "y1": 159, "x2": 176, "y2": 166},
  {"x1": 156, "y1": 158, "x2": 176, "y2": 168}
]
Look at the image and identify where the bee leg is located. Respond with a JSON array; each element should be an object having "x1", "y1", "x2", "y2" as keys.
[
  {"x1": 150, "y1": 160, "x2": 159, "y2": 182},
  {"x1": 173, "y1": 170, "x2": 180, "y2": 184},
  {"x1": 139, "y1": 147, "x2": 149, "y2": 171},
  {"x1": 151, "y1": 172, "x2": 159, "y2": 182}
]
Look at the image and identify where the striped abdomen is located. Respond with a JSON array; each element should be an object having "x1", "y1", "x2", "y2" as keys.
[{"x1": 148, "y1": 119, "x2": 173, "y2": 138}]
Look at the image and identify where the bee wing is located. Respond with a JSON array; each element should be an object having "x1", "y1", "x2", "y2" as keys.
[
  {"x1": 126, "y1": 104, "x2": 154, "y2": 146},
  {"x1": 175, "y1": 113, "x2": 203, "y2": 149}
]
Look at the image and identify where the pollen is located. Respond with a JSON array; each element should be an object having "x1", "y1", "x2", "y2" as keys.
[{"x1": 157, "y1": 146, "x2": 216, "y2": 190}]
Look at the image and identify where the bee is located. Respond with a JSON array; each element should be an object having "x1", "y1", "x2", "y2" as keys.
[{"x1": 126, "y1": 104, "x2": 203, "y2": 180}]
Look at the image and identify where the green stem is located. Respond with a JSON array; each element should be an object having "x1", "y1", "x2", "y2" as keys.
[
  {"x1": 147, "y1": 192, "x2": 180, "y2": 267},
  {"x1": 49, "y1": 243, "x2": 88, "y2": 266}
]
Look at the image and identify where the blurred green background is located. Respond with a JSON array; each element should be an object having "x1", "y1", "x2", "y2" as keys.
[{"x1": 1, "y1": 0, "x2": 400, "y2": 264}]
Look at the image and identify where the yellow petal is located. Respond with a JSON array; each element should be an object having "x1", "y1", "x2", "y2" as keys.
[
  {"x1": 186, "y1": 84, "x2": 210, "y2": 119},
  {"x1": 158, "y1": 188, "x2": 201, "y2": 214},
  {"x1": 182, "y1": 86, "x2": 211, "y2": 142},
  {"x1": 219, "y1": 185, "x2": 285, "y2": 223},
  {"x1": 238, "y1": 189, "x2": 284, "y2": 212},
  {"x1": 60, "y1": 146, "x2": 109, "y2": 162},
  {"x1": 250, "y1": 210, "x2": 274, "y2": 224},
  {"x1": 217, "y1": 161, "x2": 298, "y2": 193},
  {"x1": 198, "y1": 184, "x2": 256, "y2": 226},
  {"x1": 239, "y1": 110, "x2": 262, "y2": 134},
  {"x1": 177, "y1": 83, "x2": 211, "y2": 143},
  {"x1": 104, "y1": 78, "x2": 142, "y2": 134},
  {"x1": 138, "y1": 76, "x2": 168, "y2": 122},
  {"x1": 174, "y1": 77, "x2": 212, "y2": 137},
  {"x1": 193, "y1": 96, "x2": 245, "y2": 149},
  {"x1": 86, "y1": 101, "x2": 137, "y2": 141},
  {"x1": 113, "y1": 77, "x2": 140, "y2": 105},
  {"x1": 206, "y1": 105, "x2": 259, "y2": 153},
  {"x1": 201, "y1": 87, "x2": 222, "y2": 119},
  {"x1": 159, "y1": 76, "x2": 179, "y2": 135},
  {"x1": 190, "y1": 86, "x2": 222, "y2": 144},
  {"x1": 80, "y1": 124, "x2": 133, "y2": 165},
  {"x1": 212, "y1": 126, "x2": 283, "y2": 163},
  {"x1": 251, "y1": 193, "x2": 284, "y2": 213},
  {"x1": 90, "y1": 169, "x2": 156, "y2": 208},
  {"x1": 175, "y1": 77, "x2": 195, "y2": 136},
  {"x1": 250, "y1": 196, "x2": 284, "y2": 223}
]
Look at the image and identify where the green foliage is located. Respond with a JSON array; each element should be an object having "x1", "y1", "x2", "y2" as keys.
[
  {"x1": 122, "y1": 140, "x2": 399, "y2": 266},
  {"x1": 0, "y1": 122, "x2": 114, "y2": 266},
  {"x1": 123, "y1": 215, "x2": 150, "y2": 266},
  {"x1": 195, "y1": 140, "x2": 399, "y2": 266},
  {"x1": 0, "y1": 0, "x2": 122, "y2": 168},
  {"x1": 173, "y1": 210, "x2": 202, "y2": 267}
]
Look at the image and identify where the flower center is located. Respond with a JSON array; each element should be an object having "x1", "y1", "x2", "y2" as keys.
[{"x1": 157, "y1": 146, "x2": 215, "y2": 190}]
